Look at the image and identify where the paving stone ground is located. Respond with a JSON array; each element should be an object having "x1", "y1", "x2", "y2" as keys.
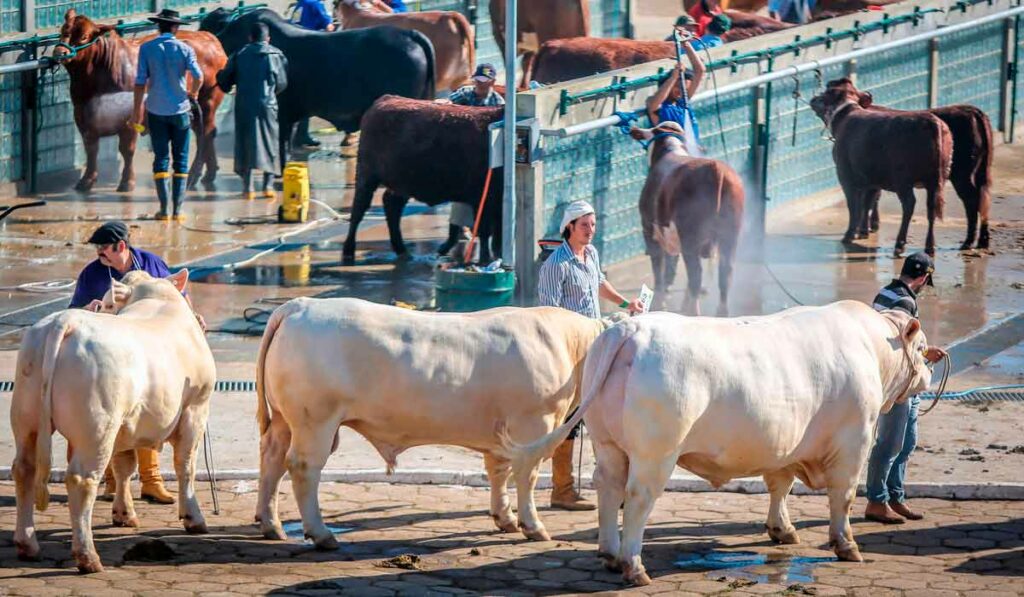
[{"x1": 1, "y1": 480, "x2": 1022, "y2": 596}]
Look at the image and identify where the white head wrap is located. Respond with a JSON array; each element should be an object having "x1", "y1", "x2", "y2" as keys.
[{"x1": 559, "y1": 200, "x2": 596, "y2": 233}]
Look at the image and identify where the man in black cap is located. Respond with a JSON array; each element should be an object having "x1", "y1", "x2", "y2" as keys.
[
  {"x1": 131, "y1": 8, "x2": 204, "y2": 223},
  {"x1": 864, "y1": 252, "x2": 947, "y2": 524},
  {"x1": 69, "y1": 221, "x2": 191, "y2": 505},
  {"x1": 447, "y1": 63, "x2": 505, "y2": 107},
  {"x1": 70, "y1": 221, "x2": 173, "y2": 311}
]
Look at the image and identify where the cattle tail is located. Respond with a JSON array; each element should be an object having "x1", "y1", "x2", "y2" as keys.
[
  {"x1": 35, "y1": 315, "x2": 75, "y2": 511},
  {"x1": 256, "y1": 300, "x2": 302, "y2": 436},
  {"x1": 500, "y1": 321, "x2": 634, "y2": 482}
]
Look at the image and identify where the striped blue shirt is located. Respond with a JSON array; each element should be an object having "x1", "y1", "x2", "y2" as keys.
[{"x1": 537, "y1": 241, "x2": 606, "y2": 319}]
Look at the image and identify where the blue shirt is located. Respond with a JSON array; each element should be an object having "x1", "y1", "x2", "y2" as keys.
[
  {"x1": 691, "y1": 35, "x2": 723, "y2": 51},
  {"x1": 386, "y1": 0, "x2": 408, "y2": 12},
  {"x1": 136, "y1": 33, "x2": 203, "y2": 116},
  {"x1": 69, "y1": 247, "x2": 172, "y2": 308},
  {"x1": 537, "y1": 241, "x2": 606, "y2": 319},
  {"x1": 298, "y1": 0, "x2": 333, "y2": 30}
]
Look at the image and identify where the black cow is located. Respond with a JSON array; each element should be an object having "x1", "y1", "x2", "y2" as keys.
[
  {"x1": 342, "y1": 96, "x2": 503, "y2": 264},
  {"x1": 200, "y1": 7, "x2": 435, "y2": 165}
]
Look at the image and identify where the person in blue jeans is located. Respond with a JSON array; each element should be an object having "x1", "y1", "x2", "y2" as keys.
[
  {"x1": 865, "y1": 252, "x2": 947, "y2": 524},
  {"x1": 132, "y1": 9, "x2": 203, "y2": 223}
]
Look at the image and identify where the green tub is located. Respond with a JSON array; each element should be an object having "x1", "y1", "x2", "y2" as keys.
[{"x1": 435, "y1": 269, "x2": 516, "y2": 312}]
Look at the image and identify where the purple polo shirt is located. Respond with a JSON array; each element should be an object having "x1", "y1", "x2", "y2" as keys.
[{"x1": 69, "y1": 247, "x2": 172, "y2": 308}]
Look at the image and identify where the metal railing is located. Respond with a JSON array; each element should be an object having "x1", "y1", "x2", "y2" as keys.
[{"x1": 543, "y1": 2, "x2": 1024, "y2": 138}]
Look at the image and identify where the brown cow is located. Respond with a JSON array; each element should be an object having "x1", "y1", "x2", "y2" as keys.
[
  {"x1": 827, "y1": 79, "x2": 993, "y2": 251},
  {"x1": 56, "y1": 10, "x2": 226, "y2": 193},
  {"x1": 489, "y1": 0, "x2": 589, "y2": 88},
  {"x1": 810, "y1": 80, "x2": 952, "y2": 257},
  {"x1": 528, "y1": 13, "x2": 791, "y2": 86},
  {"x1": 334, "y1": 1, "x2": 474, "y2": 92},
  {"x1": 341, "y1": 96, "x2": 504, "y2": 265},
  {"x1": 629, "y1": 121, "x2": 745, "y2": 316}
]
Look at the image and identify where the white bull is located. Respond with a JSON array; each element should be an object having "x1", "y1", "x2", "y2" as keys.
[
  {"x1": 254, "y1": 297, "x2": 606, "y2": 547},
  {"x1": 503, "y1": 301, "x2": 932, "y2": 586},
  {"x1": 11, "y1": 270, "x2": 215, "y2": 573}
]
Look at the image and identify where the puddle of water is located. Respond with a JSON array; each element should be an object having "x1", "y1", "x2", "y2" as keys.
[
  {"x1": 675, "y1": 550, "x2": 836, "y2": 584},
  {"x1": 282, "y1": 520, "x2": 355, "y2": 542}
]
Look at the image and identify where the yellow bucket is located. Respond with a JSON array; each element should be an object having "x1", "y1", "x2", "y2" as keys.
[{"x1": 279, "y1": 161, "x2": 310, "y2": 223}]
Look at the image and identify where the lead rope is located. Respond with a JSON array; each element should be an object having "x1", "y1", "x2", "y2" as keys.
[
  {"x1": 203, "y1": 422, "x2": 220, "y2": 514},
  {"x1": 576, "y1": 424, "x2": 584, "y2": 496},
  {"x1": 919, "y1": 353, "x2": 951, "y2": 416}
]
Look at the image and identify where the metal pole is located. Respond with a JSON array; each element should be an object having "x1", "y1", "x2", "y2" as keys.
[
  {"x1": 502, "y1": 0, "x2": 516, "y2": 267},
  {"x1": 928, "y1": 39, "x2": 939, "y2": 109}
]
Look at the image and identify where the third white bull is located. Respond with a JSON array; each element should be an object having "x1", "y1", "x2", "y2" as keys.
[
  {"x1": 503, "y1": 301, "x2": 933, "y2": 586},
  {"x1": 254, "y1": 297, "x2": 606, "y2": 547}
]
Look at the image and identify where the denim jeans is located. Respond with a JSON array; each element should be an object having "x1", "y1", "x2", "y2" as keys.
[
  {"x1": 148, "y1": 112, "x2": 191, "y2": 175},
  {"x1": 865, "y1": 394, "x2": 920, "y2": 504}
]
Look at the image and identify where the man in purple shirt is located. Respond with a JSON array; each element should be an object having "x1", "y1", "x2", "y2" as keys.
[
  {"x1": 131, "y1": 9, "x2": 204, "y2": 223},
  {"x1": 70, "y1": 221, "x2": 185, "y2": 504}
]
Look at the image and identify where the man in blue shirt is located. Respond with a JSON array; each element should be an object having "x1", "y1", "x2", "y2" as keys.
[
  {"x1": 690, "y1": 14, "x2": 730, "y2": 51},
  {"x1": 70, "y1": 221, "x2": 189, "y2": 505},
  {"x1": 131, "y1": 9, "x2": 203, "y2": 223}
]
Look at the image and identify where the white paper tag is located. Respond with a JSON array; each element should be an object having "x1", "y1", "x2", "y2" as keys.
[{"x1": 638, "y1": 284, "x2": 654, "y2": 314}]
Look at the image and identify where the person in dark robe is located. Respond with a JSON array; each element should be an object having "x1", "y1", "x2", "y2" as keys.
[{"x1": 217, "y1": 23, "x2": 289, "y2": 199}]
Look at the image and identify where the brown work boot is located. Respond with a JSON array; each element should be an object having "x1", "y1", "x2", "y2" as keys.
[
  {"x1": 864, "y1": 500, "x2": 904, "y2": 524},
  {"x1": 550, "y1": 439, "x2": 596, "y2": 511},
  {"x1": 138, "y1": 448, "x2": 175, "y2": 505},
  {"x1": 889, "y1": 501, "x2": 924, "y2": 520}
]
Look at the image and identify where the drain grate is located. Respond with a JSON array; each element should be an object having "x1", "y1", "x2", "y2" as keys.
[{"x1": 0, "y1": 379, "x2": 255, "y2": 393}]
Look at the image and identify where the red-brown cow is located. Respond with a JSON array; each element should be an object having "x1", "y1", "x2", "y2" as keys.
[
  {"x1": 810, "y1": 80, "x2": 953, "y2": 257},
  {"x1": 527, "y1": 12, "x2": 791, "y2": 85},
  {"x1": 630, "y1": 121, "x2": 745, "y2": 316},
  {"x1": 827, "y1": 79, "x2": 993, "y2": 251},
  {"x1": 56, "y1": 10, "x2": 226, "y2": 193}
]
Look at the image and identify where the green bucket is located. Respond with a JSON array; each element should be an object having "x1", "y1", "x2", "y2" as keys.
[{"x1": 435, "y1": 269, "x2": 516, "y2": 312}]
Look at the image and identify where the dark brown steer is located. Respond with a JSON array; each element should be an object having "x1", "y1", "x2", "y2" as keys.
[
  {"x1": 826, "y1": 79, "x2": 993, "y2": 250},
  {"x1": 56, "y1": 9, "x2": 226, "y2": 193},
  {"x1": 335, "y1": 1, "x2": 474, "y2": 92},
  {"x1": 342, "y1": 96, "x2": 503, "y2": 264},
  {"x1": 489, "y1": 0, "x2": 589, "y2": 88},
  {"x1": 810, "y1": 80, "x2": 952, "y2": 256},
  {"x1": 630, "y1": 121, "x2": 745, "y2": 316}
]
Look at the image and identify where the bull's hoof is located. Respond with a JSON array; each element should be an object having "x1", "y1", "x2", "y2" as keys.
[
  {"x1": 598, "y1": 552, "x2": 622, "y2": 572},
  {"x1": 113, "y1": 513, "x2": 140, "y2": 528},
  {"x1": 856, "y1": 231, "x2": 870, "y2": 240},
  {"x1": 925, "y1": 246, "x2": 936, "y2": 257},
  {"x1": 892, "y1": 246, "x2": 905, "y2": 258},
  {"x1": 959, "y1": 241, "x2": 973, "y2": 251},
  {"x1": 311, "y1": 533, "x2": 340, "y2": 551},
  {"x1": 183, "y1": 519, "x2": 209, "y2": 535},
  {"x1": 202, "y1": 178, "x2": 218, "y2": 192},
  {"x1": 74, "y1": 179, "x2": 96, "y2": 193},
  {"x1": 15, "y1": 540, "x2": 41, "y2": 561},
  {"x1": 75, "y1": 552, "x2": 104, "y2": 574},
  {"x1": 767, "y1": 525, "x2": 800, "y2": 545},
  {"x1": 519, "y1": 522, "x2": 550, "y2": 542},
  {"x1": 870, "y1": 222, "x2": 880, "y2": 233},
  {"x1": 437, "y1": 240, "x2": 457, "y2": 257},
  {"x1": 492, "y1": 515, "x2": 518, "y2": 534},
  {"x1": 342, "y1": 252, "x2": 356, "y2": 266},
  {"x1": 116, "y1": 180, "x2": 135, "y2": 193},
  {"x1": 259, "y1": 519, "x2": 288, "y2": 541},
  {"x1": 835, "y1": 543, "x2": 863, "y2": 562},
  {"x1": 841, "y1": 234, "x2": 855, "y2": 245},
  {"x1": 623, "y1": 564, "x2": 652, "y2": 587}
]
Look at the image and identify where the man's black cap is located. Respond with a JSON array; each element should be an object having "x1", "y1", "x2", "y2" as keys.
[
  {"x1": 901, "y1": 251, "x2": 934, "y2": 286},
  {"x1": 87, "y1": 221, "x2": 130, "y2": 245}
]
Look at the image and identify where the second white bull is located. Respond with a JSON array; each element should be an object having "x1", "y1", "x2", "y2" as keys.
[{"x1": 254, "y1": 297, "x2": 606, "y2": 547}]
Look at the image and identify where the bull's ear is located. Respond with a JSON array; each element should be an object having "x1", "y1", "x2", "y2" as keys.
[
  {"x1": 97, "y1": 23, "x2": 116, "y2": 34},
  {"x1": 106, "y1": 280, "x2": 133, "y2": 310},
  {"x1": 64, "y1": 8, "x2": 76, "y2": 22},
  {"x1": 902, "y1": 318, "x2": 921, "y2": 344},
  {"x1": 168, "y1": 269, "x2": 189, "y2": 293},
  {"x1": 629, "y1": 126, "x2": 650, "y2": 141},
  {"x1": 860, "y1": 91, "x2": 874, "y2": 107}
]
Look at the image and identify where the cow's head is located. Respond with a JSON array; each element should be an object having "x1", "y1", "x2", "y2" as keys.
[
  {"x1": 825, "y1": 77, "x2": 873, "y2": 108},
  {"x1": 200, "y1": 8, "x2": 278, "y2": 56},
  {"x1": 55, "y1": 9, "x2": 116, "y2": 60},
  {"x1": 879, "y1": 309, "x2": 933, "y2": 412},
  {"x1": 101, "y1": 269, "x2": 190, "y2": 314},
  {"x1": 630, "y1": 121, "x2": 688, "y2": 162},
  {"x1": 809, "y1": 80, "x2": 862, "y2": 127},
  {"x1": 198, "y1": 7, "x2": 235, "y2": 37}
]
